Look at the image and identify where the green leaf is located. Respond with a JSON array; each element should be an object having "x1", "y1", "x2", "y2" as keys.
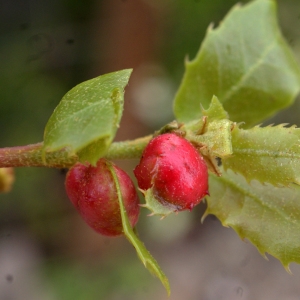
[
  {"x1": 174, "y1": 0, "x2": 300, "y2": 127},
  {"x1": 43, "y1": 69, "x2": 132, "y2": 165},
  {"x1": 142, "y1": 187, "x2": 177, "y2": 217},
  {"x1": 205, "y1": 169, "x2": 300, "y2": 268},
  {"x1": 107, "y1": 162, "x2": 170, "y2": 296},
  {"x1": 184, "y1": 97, "x2": 233, "y2": 158},
  {"x1": 197, "y1": 119, "x2": 233, "y2": 158},
  {"x1": 200, "y1": 96, "x2": 232, "y2": 158},
  {"x1": 223, "y1": 124, "x2": 300, "y2": 186},
  {"x1": 201, "y1": 95, "x2": 229, "y2": 121}
]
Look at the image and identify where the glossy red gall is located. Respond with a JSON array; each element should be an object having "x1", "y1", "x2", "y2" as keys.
[
  {"x1": 134, "y1": 133, "x2": 208, "y2": 216},
  {"x1": 65, "y1": 159, "x2": 140, "y2": 236}
]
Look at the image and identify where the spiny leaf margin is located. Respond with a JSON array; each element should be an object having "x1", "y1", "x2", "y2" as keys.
[
  {"x1": 205, "y1": 169, "x2": 300, "y2": 269},
  {"x1": 173, "y1": 0, "x2": 300, "y2": 127},
  {"x1": 223, "y1": 124, "x2": 300, "y2": 186}
]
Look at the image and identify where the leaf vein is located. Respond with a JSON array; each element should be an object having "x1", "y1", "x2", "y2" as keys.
[
  {"x1": 222, "y1": 40, "x2": 277, "y2": 103},
  {"x1": 217, "y1": 174, "x2": 293, "y2": 223},
  {"x1": 233, "y1": 148, "x2": 300, "y2": 158}
]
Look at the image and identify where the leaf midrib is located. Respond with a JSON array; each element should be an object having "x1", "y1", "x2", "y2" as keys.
[
  {"x1": 46, "y1": 98, "x2": 112, "y2": 137},
  {"x1": 221, "y1": 40, "x2": 277, "y2": 103},
  {"x1": 232, "y1": 148, "x2": 300, "y2": 159},
  {"x1": 214, "y1": 173, "x2": 294, "y2": 223}
]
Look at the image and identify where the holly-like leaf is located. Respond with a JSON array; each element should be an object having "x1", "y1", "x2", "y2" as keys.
[
  {"x1": 205, "y1": 169, "x2": 300, "y2": 268},
  {"x1": 43, "y1": 69, "x2": 132, "y2": 165},
  {"x1": 107, "y1": 163, "x2": 170, "y2": 296},
  {"x1": 223, "y1": 124, "x2": 300, "y2": 186},
  {"x1": 174, "y1": 0, "x2": 300, "y2": 127}
]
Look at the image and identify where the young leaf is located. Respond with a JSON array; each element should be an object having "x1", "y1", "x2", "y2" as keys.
[
  {"x1": 201, "y1": 95, "x2": 229, "y2": 121},
  {"x1": 43, "y1": 69, "x2": 132, "y2": 165},
  {"x1": 223, "y1": 124, "x2": 300, "y2": 186},
  {"x1": 184, "y1": 96, "x2": 233, "y2": 159},
  {"x1": 195, "y1": 119, "x2": 233, "y2": 158},
  {"x1": 107, "y1": 163, "x2": 170, "y2": 296},
  {"x1": 174, "y1": 0, "x2": 300, "y2": 127},
  {"x1": 205, "y1": 170, "x2": 300, "y2": 269}
]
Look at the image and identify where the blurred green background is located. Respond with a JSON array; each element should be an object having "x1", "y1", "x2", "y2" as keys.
[{"x1": 1, "y1": 0, "x2": 300, "y2": 299}]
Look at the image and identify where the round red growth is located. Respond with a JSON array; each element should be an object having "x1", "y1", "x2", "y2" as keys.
[
  {"x1": 65, "y1": 159, "x2": 140, "y2": 237},
  {"x1": 134, "y1": 133, "x2": 208, "y2": 211}
]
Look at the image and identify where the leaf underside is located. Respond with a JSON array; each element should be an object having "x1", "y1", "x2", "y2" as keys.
[
  {"x1": 174, "y1": 0, "x2": 300, "y2": 127},
  {"x1": 206, "y1": 169, "x2": 300, "y2": 268},
  {"x1": 43, "y1": 69, "x2": 132, "y2": 165}
]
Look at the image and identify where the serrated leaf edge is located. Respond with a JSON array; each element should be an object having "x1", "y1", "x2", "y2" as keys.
[
  {"x1": 205, "y1": 171, "x2": 296, "y2": 270},
  {"x1": 223, "y1": 123, "x2": 300, "y2": 187}
]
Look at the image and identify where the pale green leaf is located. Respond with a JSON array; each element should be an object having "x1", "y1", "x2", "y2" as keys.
[
  {"x1": 200, "y1": 96, "x2": 232, "y2": 158},
  {"x1": 206, "y1": 169, "x2": 300, "y2": 268},
  {"x1": 107, "y1": 162, "x2": 170, "y2": 296},
  {"x1": 223, "y1": 124, "x2": 300, "y2": 186},
  {"x1": 184, "y1": 96, "x2": 233, "y2": 159},
  {"x1": 201, "y1": 95, "x2": 229, "y2": 121},
  {"x1": 196, "y1": 119, "x2": 233, "y2": 158},
  {"x1": 43, "y1": 69, "x2": 132, "y2": 165},
  {"x1": 174, "y1": 0, "x2": 300, "y2": 127}
]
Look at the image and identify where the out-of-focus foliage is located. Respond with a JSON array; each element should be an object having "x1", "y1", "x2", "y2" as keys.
[{"x1": 161, "y1": 0, "x2": 248, "y2": 78}]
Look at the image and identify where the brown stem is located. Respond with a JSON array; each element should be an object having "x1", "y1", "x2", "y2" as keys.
[
  {"x1": 0, "y1": 142, "x2": 77, "y2": 168},
  {"x1": 0, "y1": 135, "x2": 152, "y2": 169}
]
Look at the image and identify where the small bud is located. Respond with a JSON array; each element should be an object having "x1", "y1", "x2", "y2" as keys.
[{"x1": 0, "y1": 168, "x2": 15, "y2": 193}]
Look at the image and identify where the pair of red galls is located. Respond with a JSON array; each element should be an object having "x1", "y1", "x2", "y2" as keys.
[{"x1": 65, "y1": 133, "x2": 209, "y2": 236}]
